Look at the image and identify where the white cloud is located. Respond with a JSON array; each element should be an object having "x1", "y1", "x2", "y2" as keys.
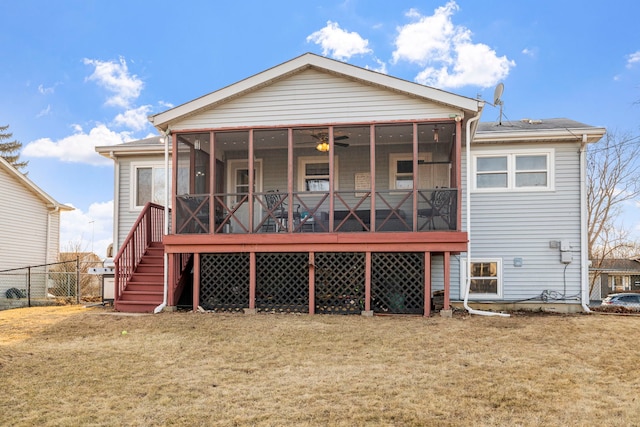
[
  {"x1": 392, "y1": 5, "x2": 459, "y2": 66},
  {"x1": 83, "y1": 56, "x2": 143, "y2": 108},
  {"x1": 307, "y1": 21, "x2": 372, "y2": 61},
  {"x1": 626, "y1": 51, "x2": 640, "y2": 68},
  {"x1": 38, "y1": 84, "x2": 56, "y2": 95},
  {"x1": 23, "y1": 123, "x2": 130, "y2": 165},
  {"x1": 366, "y1": 58, "x2": 388, "y2": 74},
  {"x1": 60, "y1": 200, "x2": 114, "y2": 257},
  {"x1": 36, "y1": 105, "x2": 52, "y2": 118},
  {"x1": 113, "y1": 105, "x2": 152, "y2": 131},
  {"x1": 522, "y1": 48, "x2": 536, "y2": 58},
  {"x1": 392, "y1": 1, "x2": 514, "y2": 89}
]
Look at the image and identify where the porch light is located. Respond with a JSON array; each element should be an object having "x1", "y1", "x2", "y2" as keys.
[
  {"x1": 316, "y1": 141, "x2": 330, "y2": 152},
  {"x1": 433, "y1": 126, "x2": 439, "y2": 142}
]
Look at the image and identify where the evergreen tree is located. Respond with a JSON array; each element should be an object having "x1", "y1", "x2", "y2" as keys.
[{"x1": 0, "y1": 124, "x2": 28, "y2": 172}]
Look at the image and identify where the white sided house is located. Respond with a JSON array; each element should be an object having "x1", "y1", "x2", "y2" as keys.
[
  {"x1": 0, "y1": 156, "x2": 73, "y2": 299},
  {"x1": 96, "y1": 53, "x2": 605, "y2": 315}
]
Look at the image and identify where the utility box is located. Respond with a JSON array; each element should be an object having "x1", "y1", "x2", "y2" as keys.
[{"x1": 561, "y1": 252, "x2": 572, "y2": 264}]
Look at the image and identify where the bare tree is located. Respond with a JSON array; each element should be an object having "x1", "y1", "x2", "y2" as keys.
[
  {"x1": 587, "y1": 130, "x2": 640, "y2": 292},
  {"x1": 49, "y1": 241, "x2": 103, "y2": 300}
]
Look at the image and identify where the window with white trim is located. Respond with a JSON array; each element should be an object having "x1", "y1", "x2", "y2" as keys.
[
  {"x1": 131, "y1": 163, "x2": 170, "y2": 209},
  {"x1": 297, "y1": 156, "x2": 339, "y2": 191},
  {"x1": 389, "y1": 153, "x2": 432, "y2": 190},
  {"x1": 473, "y1": 150, "x2": 553, "y2": 191},
  {"x1": 460, "y1": 258, "x2": 503, "y2": 299}
]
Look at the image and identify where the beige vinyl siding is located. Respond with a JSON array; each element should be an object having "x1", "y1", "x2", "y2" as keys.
[
  {"x1": 0, "y1": 168, "x2": 52, "y2": 270},
  {"x1": 458, "y1": 142, "x2": 583, "y2": 302},
  {"x1": 174, "y1": 69, "x2": 460, "y2": 130},
  {"x1": 114, "y1": 155, "x2": 174, "y2": 250},
  {"x1": 47, "y1": 211, "x2": 61, "y2": 263},
  {"x1": 116, "y1": 156, "x2": 141, "y2": 249}
]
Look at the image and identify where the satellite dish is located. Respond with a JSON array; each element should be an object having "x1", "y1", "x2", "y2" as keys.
[
  {"x1": 493, "y1": 82, "x2": 504, "y2": 106},
  {"x1": 493, "y1": 83, "x2": 505, "y2": 125}
]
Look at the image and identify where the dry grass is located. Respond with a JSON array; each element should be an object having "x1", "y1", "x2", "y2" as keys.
[{"x1": 1, "y1": 306, "x2": 639, "y2": 426}]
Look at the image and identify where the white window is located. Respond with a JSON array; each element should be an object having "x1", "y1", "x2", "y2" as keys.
[
  {"x1": 473, "y1": 150, "x2": 553, "y2": 191},
  {"x1": 460, "y1": 258, "x2": 503, "y2": 299},
  {"x1": 389, "y1": 153, "x2": 434, "y2": 190},
  {"x1": 131, "y1": 162, "x2": 169, "y2": 209},
  {"x1": 297, "y1": 156, "x2": 339, "y2": 192}
]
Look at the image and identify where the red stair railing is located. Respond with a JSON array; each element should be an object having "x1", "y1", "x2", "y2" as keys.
[{"x1": 114, "y1": 202, "x2": 165, "y2": 301}]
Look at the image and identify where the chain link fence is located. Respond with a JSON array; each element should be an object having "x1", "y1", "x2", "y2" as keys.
[{"x1": 0, "y1": 259, "x2": 107, "y2": 310}]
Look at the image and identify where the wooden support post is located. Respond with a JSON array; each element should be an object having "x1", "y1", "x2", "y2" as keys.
[
  {"x1": 309, "y1": 252, "x2": 315, "y2": 315},
  {"x1": 443, "y1": 251, "x2": 450, "y2": 310},
  {"x1": 365, "y1": 252, "x2": 372, "y2": 312},
  {"x1": 424, "y1": 252, "x2": 431, "y2": 317},
  {"x1": 167, "y1": 254, "x2": 175, "y2": 306},
  {"x1": 193, "y1": 253, "x2": 200, "y2": 312},
  {"x1": 249, "y1": 252, "x2": 256, "y2": 310}
]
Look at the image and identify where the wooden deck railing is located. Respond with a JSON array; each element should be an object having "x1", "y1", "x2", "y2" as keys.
[
  {"x1": 175, "y1": 189, "x2": 459, "y2": 234},
  {"x1": 114, "y1": 202, "x2": 165, "y2": 301}
]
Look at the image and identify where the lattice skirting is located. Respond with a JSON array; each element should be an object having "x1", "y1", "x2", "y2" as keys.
[
  {"x1": 199, "y1": 252, "x2": 426, "y2": 315},
  {"x1": 371, "y1": 252, "x2": 424, "y2": 314},
  {"x1": 200, "y1": 253, "x2": 250, "y2": 312}
]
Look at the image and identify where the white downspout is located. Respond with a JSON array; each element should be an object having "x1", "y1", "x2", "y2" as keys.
[
  {"x1": 46, "y1": 206, "x2": 59, "y2": 264},
  {"x1": 579, "y1": 134, "x2": 591, "y2": 313},
  {"x1": 463, "y1": 114, "x2": 510, "y2": 317},
  {"x1": 154, "y1": 131, "x2": 170, "y2": 314},
  {"x1": 111, "y1": 150, "x2": 120, "y2": 257}
]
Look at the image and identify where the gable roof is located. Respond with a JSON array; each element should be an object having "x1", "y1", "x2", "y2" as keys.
[
  {"x1": 95, "y1": 135, "x2": 166, "y2": 158},
  {"x1": 475, "y1": 118, "x2": 606, "y2": 143},
  {"x1": 0, "y1": 156, "x2": 73, "y2": 211},
  {"x1": 591, "y1": 258, "x2": 640, "y2": 273},
  {"x1": 148, "y1": 53, "x2": 484, "y2": 132}
]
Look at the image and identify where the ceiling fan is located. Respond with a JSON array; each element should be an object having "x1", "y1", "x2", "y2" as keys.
[{"x1": 299, "y1": 132, "x2": 349, "y2": 152}]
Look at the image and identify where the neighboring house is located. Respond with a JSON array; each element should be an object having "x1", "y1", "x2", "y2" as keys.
[
  {"x1": 0, "y1": 156, "x2": 73, "y2": 299},
  {"x1": 96, "y1": 53, "x2": 605, "y2": 314},
  {"x1": 589, "y1": 258, "x2": 640, "y2": 301}
]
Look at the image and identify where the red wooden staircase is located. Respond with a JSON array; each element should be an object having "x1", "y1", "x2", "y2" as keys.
[
  {"x1": 114, "y1": 203, "x2": 166, "y2": 313},
  {"x1": 115, "y1": 242, "x2": 164, "y2": 313}
]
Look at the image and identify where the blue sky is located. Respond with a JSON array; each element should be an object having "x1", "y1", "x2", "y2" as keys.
[{"x1": 2, "y1": 0, "x2": 639, "y2": 257}]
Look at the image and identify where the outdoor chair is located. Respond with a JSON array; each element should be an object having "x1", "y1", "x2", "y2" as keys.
[
  {"x1": 263, "y1": 190, "x2": 300, "y2": 232},
  {"x1": 418, "y1": 189, "x2": 455, "y2": 231}
]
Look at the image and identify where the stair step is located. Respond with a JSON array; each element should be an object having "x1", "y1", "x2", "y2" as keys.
[
  {"x1": 140, "y1": 255, "x2": 163, "y2": 263},
  {"x1": 115, "y1": 300, "x2": 160, "y2": 313},
  {"x1": 125, "y1": 283, "x2": 163, "y2": 292},
  {"x1": 115, "y1": 240, "x2": 169, "y2": 313},
  {"x1": 120, "y1": 291, "x2": 163, "y2": 302},
  {"x1": 135, "y1": 265, "x2": 163, "y2": 274},
  {"x1": 130, "y1": 272, "x2": 164, "y2": 280}
]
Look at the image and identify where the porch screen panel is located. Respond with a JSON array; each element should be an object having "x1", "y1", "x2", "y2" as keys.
[
  {"x1": 175, "y1": 133, "x2": 210, "y2": 234},
  {"x1": 417, "y1": 122, "x2": 452, "y2": 190},
  {"x1": 292, "y1": 128, "x2": 331, "y2": 232},
  {"x1": 375, "y1": 124, "x2": 414, "y2": 232},
  {"x1": 255, "y1": 129, "x2": 290, "y2": 233},
  {"x1": 333, "y1": 126, "x2": 371, "y2": 233},
  {"x1": 215, "y1": 131, "x2": 251, "y2": 233}
]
